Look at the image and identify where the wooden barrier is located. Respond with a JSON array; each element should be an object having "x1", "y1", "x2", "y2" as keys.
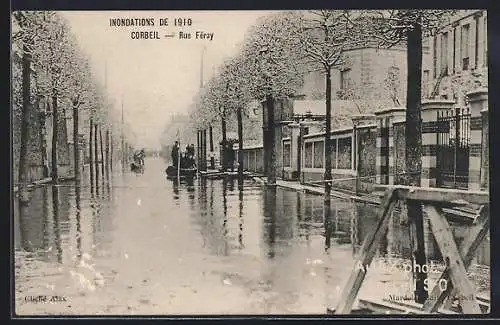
[{"x1": 334, "y1": 185, "x2": 489, "y2": 315}]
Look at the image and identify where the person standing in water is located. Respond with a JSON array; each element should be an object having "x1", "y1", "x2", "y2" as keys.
[{"x1": 171, "y1": 141, "x2": 180, "y2": 166}]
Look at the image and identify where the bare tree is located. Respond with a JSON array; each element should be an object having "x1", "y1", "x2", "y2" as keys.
[
  {"x1": 242, "y1": 11, "x2": 306, "y2": 186},
  {"x1": 12, "y1": 11, "x2": 119, "y2": 195},
  {"x1": 12, "y1": 11, "x2": 44, "y2": 202},
  {"x1": 219, "y1": 54, "x2": 253, "y2": 184},
  {"x1": 297, "y1": 10, "x2": 357, "y2": 205},
  {"x1": 64, "y1": 39, "x2": 92, "y2": 183},
  {"x1": 29, "y1": 12, "x2": 75, "y2": 184},
  {"x1": 347, "y1": 9, "x2": 457, "y2": 305}
]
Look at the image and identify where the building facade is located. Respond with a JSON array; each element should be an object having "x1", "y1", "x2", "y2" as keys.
[
  {"x1": 300, "y1": 45, "x2": 432, "y2": 106},
  {"x1": 424, "y1": 10, "x2": 488, "y2": 103}
]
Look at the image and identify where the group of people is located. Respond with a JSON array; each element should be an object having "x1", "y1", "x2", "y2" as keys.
[
  {"x1": 133, "y1": 149, "x2": 146, "y2": 166},
  {"x1": 171, "y1": 141, "x2": 196, "y2": 169}
]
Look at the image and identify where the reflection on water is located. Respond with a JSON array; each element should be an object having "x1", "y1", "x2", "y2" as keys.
[{"x1": 14, "y1": 158, "x2": 490, "y2": 315}]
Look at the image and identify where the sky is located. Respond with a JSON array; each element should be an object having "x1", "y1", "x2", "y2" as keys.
[{"x1": 62, "y1": 11, "x2": 273, "y2": 149}]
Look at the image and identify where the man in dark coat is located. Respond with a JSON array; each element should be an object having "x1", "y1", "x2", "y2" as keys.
[{"x1": 171, "y1": 141, "x2": 180, "y2": 166}]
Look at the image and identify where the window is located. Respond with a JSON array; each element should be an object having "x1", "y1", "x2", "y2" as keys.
[
  {"x1": 440, "y1": 32, "x2": 449, "y2": 75},
  {"x1": 283, "y1": 143, "x2": 291, "y2": 167},
  {"x1": 340, "y1": 68, "x2": 351, "y2": 91},
  {"x1": 337, "y1": 137, "x2": 352, "y2": 169},
  {"x1": 475, "y1": 14, "x2": 480, "y2": 69},
  {"x1": 330, "y1": 139, "x2": 337, "y2": 169},
  {"x1": 461, "y1": 24, "x2": 470, "y2": 70},
  {"x1": 433, "y1": 36, "x2": 438, "y2": 78},
  {"x1": 423, "y1": 70, "x2": 430, "y2": 98},
  {"x1": 313, "y1": 141, "x2": 324, "y2": 168},
  {"x1": 453, "y1": 27, "x2": 457, "y2": 74},
  {"x1": 304, "y1": 142, "x2": 313, "y2": 168}
]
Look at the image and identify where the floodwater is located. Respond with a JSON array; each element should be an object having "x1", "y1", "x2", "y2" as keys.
[{"x1": 13, "y1": 157, "x2": 490, "y2": 315}]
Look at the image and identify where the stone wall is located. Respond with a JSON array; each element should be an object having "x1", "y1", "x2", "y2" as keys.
[
  {"x1": 240, "y1": 94, "x2": 489, "y2": 194},
  {"x1": 357, "y1": 127, "x2": 377, "y2": 178},
  {"x1": 392, "y1": 122, "x2": 406, "y2": 185}
]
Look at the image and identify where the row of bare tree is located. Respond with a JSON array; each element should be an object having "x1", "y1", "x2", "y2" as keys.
[
  {"x1": 187, "y1": 9, "x2": 457, "y2": 304},
  {"x1": 12, "y1": 11, "x2": 133, "y2": 201}
]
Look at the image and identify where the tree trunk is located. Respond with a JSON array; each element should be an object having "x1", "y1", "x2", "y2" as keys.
[
  {"x1": 18, "y1": 44, "x2": 32, "y2": 201},
  {"x1": 110, "y1": 132, "x2": 113, "y2": 172},
  {"x1": 72, "y1": 101, "x2": 80, "y2": 183},
  {"x1": 197, "y1": 129, "x2": 203, "y2": 171},
  {"x1": 202, "y1": 129, "x2": 207, "y2": 171},
  {"x1": 94, "y1": 123, "x2": 99, "y2": 181},
  {"x1": 237, "y1": 107, "x2": 244, "y2": 187},
  {"x1": 89, "y1": 118, "x2": 94, "y2": 191},
  {"x1": 221, "y1": 113, "x2": 227, "y2": 171},
  {"x1": 196, "y1": 129, "x2": 201, "y2": 168},
  {"x1": 324, "y1": 67, "x2": 333, "y2": 245},
  {"x1": 265, "y1": 95, "x2": 276, "y2": 187},
  {"x1": 324, "y1": 68, "x2": 333, "y2": 197},
  {"x1": 51, "y1": 95, "x2": 58, "y2": 184},
  {"x1": 99, "y1": 126, "x2": 105, "y2": 177},
  {"x1": 406, "y1": 22, "x2": 427, "y2": 304},
  {"x1": 105, "y1": 129, "x2": 110, "y2": 178},
  {"x1": 209, "y1": 125, "x2": 215, "y2": 169},
  {"x1": 121, "y1": 131, "x2": 125, "y2": 170}
]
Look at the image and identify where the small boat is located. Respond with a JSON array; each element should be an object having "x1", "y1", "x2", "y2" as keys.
[{"x1": 165, "y1": 165, "x2": 197, "y2": 179}]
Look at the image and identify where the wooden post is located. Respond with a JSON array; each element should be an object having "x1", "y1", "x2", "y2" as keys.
[
  {"x1": 265, "y1": 95, "x2": 276, "y2": 187},
  {"x1": 202, "y1": 128, "x2": 207, "y2": 172},
  {"x1": 89, "y1": 118, "x2": 94, "y2": 192},
  {"x1": 237, "y1": 107, "x2": 244, "y2": 187},
  {"x1": 18, "y1": 42, "x2": 32, "y2": 201},
  {"x1": 209, "y1": 125, "x2": 215, "y2": 170},
  {"x1": 177, "y1": 139, "x2": 180, "y2": 184},
  {"x1": 334, "y1": 189, "x2": 398, "y2": 314},
  {"x1": 105, "y1": 129, "x2": 110, "y2": 178},
  {"x1": 51, "y1": 95, "x2": 59, "y2": 184},
  {"x1": 298, "y1": 125, "x2": 304, "y2": 183},
  {"x1": 196, "y1": 130, "x2": 201, "y2": 169},
  {"x1": 221, "y1": 114, "x2": 227, "y2": 171},
  {"x1": 72, "y1": 101, "x2": 80, "y2": 182},
  {"x1": 99, "y1": 126, "x2": 105, "y2": 177},
  {"x1": 423, "y1": 205, "x2": 482, "y2": 314},
  {"x1": 94, "y1": 123, "x2": 99, "y2": 181},
  {"x1": 110, "y1": 132, "x2": 113, "y2": 172},
  {"x1": 423, "y1": 205, "x2": 489, "y2": 312}
]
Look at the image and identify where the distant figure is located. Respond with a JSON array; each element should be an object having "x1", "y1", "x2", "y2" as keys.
[
  {"x1": 133, "y1": 149, "x2": 145, "y2": 166},
  {"x1": 171, "y1": 141, "x2": 180, "y2": 166},
  {"x1": 187, "y1": 144, "x2": 195, "y2": 158},
  {"x1": 186, "y1": 144, "x2": 196, "y2": 169}
]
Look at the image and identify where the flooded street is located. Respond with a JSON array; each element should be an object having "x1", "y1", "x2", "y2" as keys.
[{"x1": 14, "y1": 157, "x2": 490, "y2": 316}]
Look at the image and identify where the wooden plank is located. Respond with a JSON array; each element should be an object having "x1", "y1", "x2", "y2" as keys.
[
  {"x1": 358, "y1": 299, "x2": 410, "y2": 314},
  {"x1": 422, "y1": 205, "x2": 489, "y2": 313},
  {"x1": 381, "y1": 299, "x2": 459, "y2": 314},
  {"x1": 359, "y1": 298, "x2": 457, "y2": 315},
  {"x1": 424, "y1": 205, "x2": 482, "y2": 314},
  {"x1": 334, "y1": 189, "x2": 397, "y2": 314},
  {"x1": 350, "y1": 195, "x2": 382, "y2": 206},
  {"x1": 374, "y1": 185, "x2": 489, "y2": 205}
]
